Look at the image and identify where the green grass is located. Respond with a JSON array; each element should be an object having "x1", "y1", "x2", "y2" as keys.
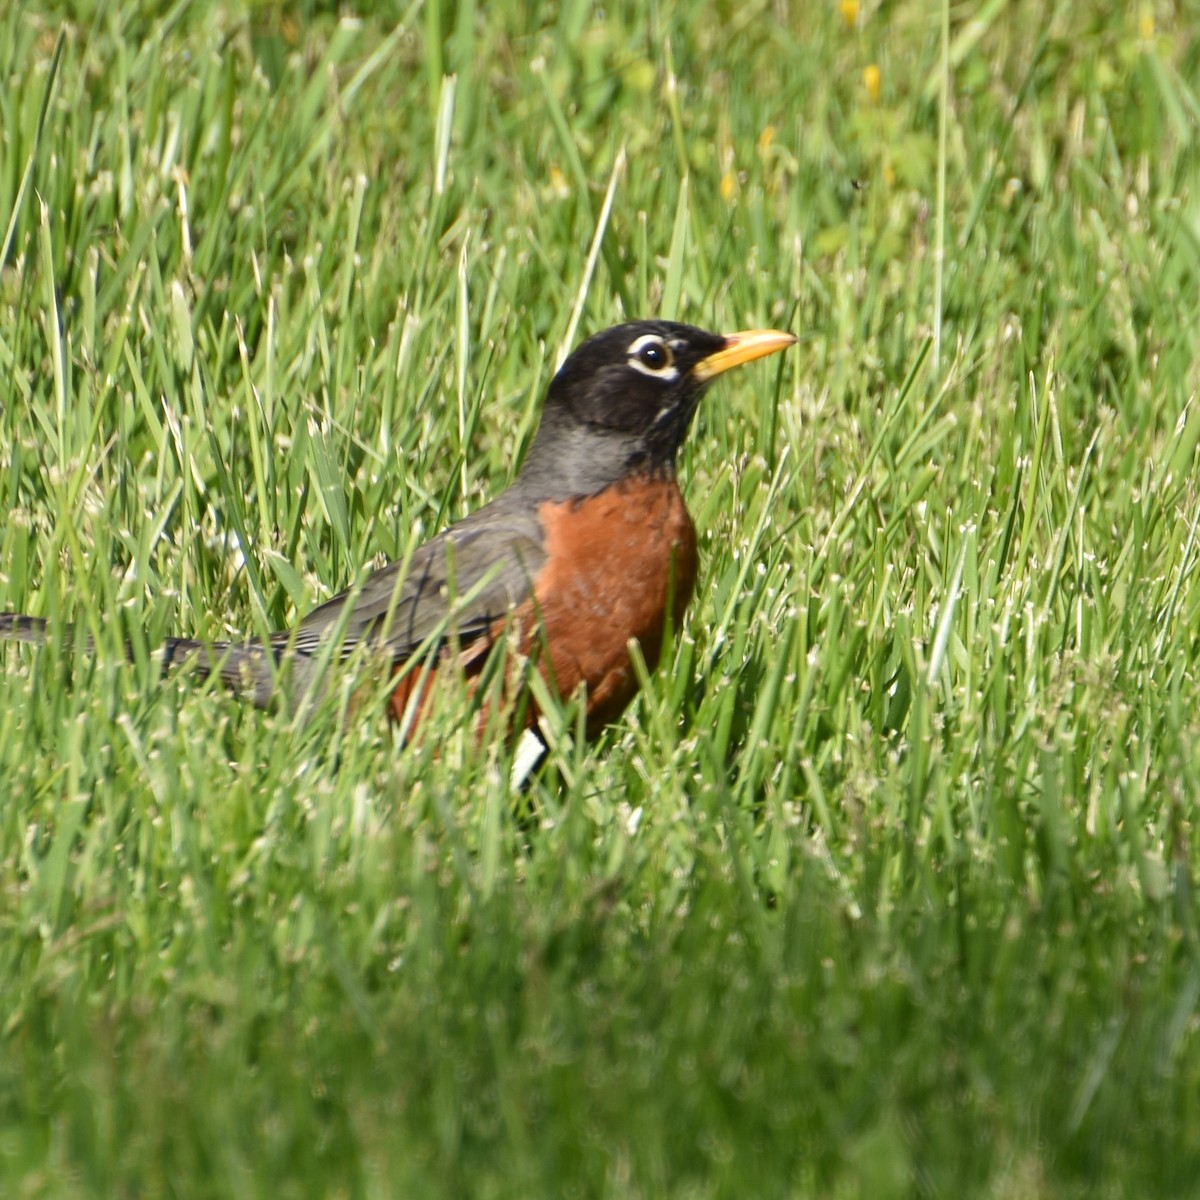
[{"x1": 3, "y1": 0, "x2": 1200, "y2": 1195}]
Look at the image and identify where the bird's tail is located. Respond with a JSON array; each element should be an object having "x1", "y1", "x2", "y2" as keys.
[
  {"x1": 0, "y1": 612, "x2": 299, "y2": 710},
  {"x1": 0, "y1": 614, "x2": 54, "y2": 646}
]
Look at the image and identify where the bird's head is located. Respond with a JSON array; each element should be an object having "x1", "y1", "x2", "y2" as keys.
[{"x1": 520, "y1": 320, "x2": 796, "y2": 499}]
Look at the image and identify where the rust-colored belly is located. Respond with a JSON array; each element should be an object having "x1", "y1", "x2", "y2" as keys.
[
  {"x1": 387, "y1": 472, "x2": 698, "y2": 739},
  {"x1": 527, "y1": 472, "x2": 698, "y2": 734}
]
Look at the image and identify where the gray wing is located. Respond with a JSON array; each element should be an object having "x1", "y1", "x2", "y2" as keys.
[
  {"x1": 287, "y1": 503, "x2": 548, "y2": 664},
  {"x1": 0, "y1": 502, "x2": 548, "y2": 714}
]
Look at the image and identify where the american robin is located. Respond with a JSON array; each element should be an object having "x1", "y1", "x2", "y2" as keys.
[{"x1": 0, "y1": 321, "x2": 796, "y2": 738}]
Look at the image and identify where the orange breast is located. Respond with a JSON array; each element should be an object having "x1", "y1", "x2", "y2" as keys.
[
  {"x1": 386, "y1": 472, "x2": 698, "y2": 739},
  {"x1": 525, "y1": 472, "x2": 698, "y2": 735}
]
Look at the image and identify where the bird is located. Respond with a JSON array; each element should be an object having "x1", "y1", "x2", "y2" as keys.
[{"x1": 0, "y1": 321, "x2": 796, "y2": 739}]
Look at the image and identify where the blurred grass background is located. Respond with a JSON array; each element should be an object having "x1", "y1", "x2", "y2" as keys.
[{"x1": 3, "y1": 0, "x2": 1200, "y2": 1195}]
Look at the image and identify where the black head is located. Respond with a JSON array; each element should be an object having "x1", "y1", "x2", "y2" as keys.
[{"x1": 517, "y1": 320, "x2": 796, "y2": 500}]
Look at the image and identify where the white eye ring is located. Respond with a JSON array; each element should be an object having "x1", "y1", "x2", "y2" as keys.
[{"x1": 627, "y1": 334, "x2": 679, "y2": 380}]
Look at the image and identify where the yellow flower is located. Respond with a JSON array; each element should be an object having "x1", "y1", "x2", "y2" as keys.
[
  {"x1": 720, "y1": 170, "x2": 736, "y2": 202},
  {"x1": 1138, "y1": 5, "x2": 1154, "y2": 40},
  {"x1": 757, "y1": 125, "x2": 776, "y2": 156},
  {"x1": 839, "y1": 0, "x2": 860, "y2": 27},
  {"x1": 863, "y1": 63, "x2": 881, "y2": 102}
]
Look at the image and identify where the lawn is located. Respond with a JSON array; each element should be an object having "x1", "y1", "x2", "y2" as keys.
[{"x1": 3, "y1": 1, "x2": 1200, "y2": 1196}]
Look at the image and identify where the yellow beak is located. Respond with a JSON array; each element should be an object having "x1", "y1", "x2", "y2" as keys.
[{"x1": 692, "y1": 328, "x2": 797, "y2": 383}]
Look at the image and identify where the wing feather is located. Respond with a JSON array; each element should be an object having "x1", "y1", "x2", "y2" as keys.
[{"x1": 290, "y1": 504, "x2": 547, "y2": 665}]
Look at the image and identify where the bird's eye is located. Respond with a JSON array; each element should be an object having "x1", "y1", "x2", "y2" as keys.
[
  {"x1": 639, "y1": 342, "x2": 667, "y2": 368},
  {"x1": 627, "y1": 335, "x2": 675, "y2": 376}
]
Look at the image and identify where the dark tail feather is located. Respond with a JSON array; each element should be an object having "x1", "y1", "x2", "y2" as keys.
[
  {"x1": 0, "y1": 612, "x2": 312, "y2": 712},
  {"x1": 158, "y1": 636, "x2": 287, "y2": 709},
  {"x1": 0, "y1": 613, "x2": 53, "y2": 646}
]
